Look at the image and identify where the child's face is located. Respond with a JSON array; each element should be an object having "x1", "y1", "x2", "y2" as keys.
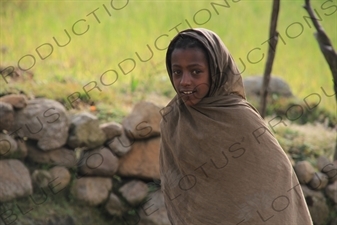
[{"x1": 171, "y1": 47, "x2": 210, "y2": 106}]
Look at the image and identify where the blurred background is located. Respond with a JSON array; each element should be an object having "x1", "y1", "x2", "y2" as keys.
[{"x1": 1, "y1": 0, "x2": 336, "y2": 118}]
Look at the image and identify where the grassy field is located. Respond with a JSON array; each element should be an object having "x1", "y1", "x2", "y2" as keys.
[{"x1": 1, "y1": 0, "x2": 336, "y2": 120}]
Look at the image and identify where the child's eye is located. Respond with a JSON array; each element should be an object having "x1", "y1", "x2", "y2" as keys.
[
  {"x1": 172, "y1": 70, "x2": 181, "y2": 76},
  {"x1": 192, "y1": 70, "x2": 201, "y2": 75}
]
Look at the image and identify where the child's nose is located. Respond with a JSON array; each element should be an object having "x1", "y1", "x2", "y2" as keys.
[{"x1": 180, "y1": 73, "x2": 191, "y2": 86}]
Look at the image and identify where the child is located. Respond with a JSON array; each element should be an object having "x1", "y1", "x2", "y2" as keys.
[{"x1": 159, "y1": 28, "x2": 313, "y2": 225}]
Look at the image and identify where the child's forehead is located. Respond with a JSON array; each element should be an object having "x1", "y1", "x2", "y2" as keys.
[
  {"x1": 170, "y1": 47, "x2": 210, "y2": 66},
  {"x1": 171, "y1": 47, "x2": 208, "y2": 61},
  {"x1": 172, "y1": 46, "x2": 205, "y2": 53}
]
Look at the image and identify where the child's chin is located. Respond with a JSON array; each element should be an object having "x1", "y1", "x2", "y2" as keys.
[{"x1": 183, "y1": 99, "x2": 200, "y2": 107}]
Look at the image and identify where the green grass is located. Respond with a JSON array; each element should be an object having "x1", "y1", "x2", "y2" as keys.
[{"x1": 0, "y1": 0, "x2": 336, "y2": 118}]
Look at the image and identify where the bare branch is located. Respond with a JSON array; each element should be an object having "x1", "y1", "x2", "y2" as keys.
[
  {"x1": 259, "y1": 0, "x2": 281, "y2": 118},
  {"x1": 303, "y1": 0, "x2": 337, "y2": 160}
]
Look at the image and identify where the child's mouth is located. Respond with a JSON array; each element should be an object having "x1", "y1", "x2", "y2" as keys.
[{"x1": 180, "y1": 90, "x2": 196, "y2": 95}]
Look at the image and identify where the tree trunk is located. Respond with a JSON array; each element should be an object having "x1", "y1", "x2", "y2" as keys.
[
  {"x1": 259, "y1": 0, "x2": 281, "y2": 118},
  {"x1": 303, "y1": 0, "x2": 337, "y2": 160}
]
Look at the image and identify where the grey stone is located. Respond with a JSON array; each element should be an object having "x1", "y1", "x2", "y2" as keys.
[
  {"x1": 122, "y1": 101, "x2": 161, "y2": 140},
  {"x1": 309, "y1": 172, "x2": 329, "y2": 190},
  {"x1": 119, "y1": 180, "x2": 149, "y2": 206},
  {"x1": 294, "y1": 161, "x2": 315, "y2": 184},
  {"x1": 243, "y1": 76, "x2": 293, "y2": 98},
  {"x1": 78, "y1": 147, "x2": 119, "y2": 177},
  {"x1": 321, "y1": 160, "x2": 337, "y2": 183},
  {"x1": 100, "y1": 121, "x2": 122, "y2": 140},
  {"x1": 49, "y1": 166, "x2": 71, "y2": 193},
  {"x1": 105, "y1": 193, "x2": 125, "y2": 216},
  {"x1": 107, "y1": 129, "x2": 132, "y2": 157},
  {"x1": 317, "y1": 156, "x2": 332, "y2": 172},
  {"x1": 117, "y1": 137, "x2": 160, "y2": 180},
  {"x1": 0, "y1": 159, "x2": 33, "y2": 202},
  {"x1": 0, "y1": 94, "x2": 28, "y2": 109},
  {"x1": 67, "y1": 112, "x2": 107, "y2": 149},
  {"x1": 71, "y1": 177, "x2": 112, "y2": 206},
  {"x1": 325, "y1": 180, "x2": 337, "y2": 204},
  {"x1": 138, "y1": 190, "x2": 171, "y2": 225},
  {"x1": 0, "y1": 135, "x2": 27, "y2": 159},
  {"x1": 0, "y1": 102, "x2": 14, "y2": 131},
  {"x1": 26, "y1": 141, "x2": 77, "y2": 168},
  {"x1": 9, "y1": 98, "x2": 70, "y2": 150},
  {"x1": 0, "y1": 133, "x2": 17, "y2": 159}
]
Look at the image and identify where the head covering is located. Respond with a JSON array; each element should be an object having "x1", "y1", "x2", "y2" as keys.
[
  {"x1": 166, "y1": 28, "x2": 246, "y2": 101},
  {"x1": 159, "y1": 28, "x2": 312, "y2": 225}
]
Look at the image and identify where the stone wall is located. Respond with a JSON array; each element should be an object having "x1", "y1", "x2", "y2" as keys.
[
  {"x1": 0, "y1": 95, "x2": 168, "y2": 225},
  {"x1": 0, "y1": 94, "x2": 336, "y2": 225},
  {"x1": 294, "y1": 158, "x2": 337, "y2": 225}
]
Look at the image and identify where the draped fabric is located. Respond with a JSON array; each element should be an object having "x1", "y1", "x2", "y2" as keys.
[{"x1": 159, "y1": 28, "x2": 312, "y2": 225}]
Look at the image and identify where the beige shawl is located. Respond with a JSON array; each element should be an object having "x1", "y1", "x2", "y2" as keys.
[{"x1": 159, "y1": 28, "x2": 312, "y2": 225}]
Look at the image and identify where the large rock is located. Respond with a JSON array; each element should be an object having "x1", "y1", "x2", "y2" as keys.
[
  {"x1": 26, "y1": 141, "x2": 77, "y2": 168},
  {"x1": 49, "y1": 166, "x2": 71, "y2": 193},
  {"x1": 107, "y1": 129, "x2": 132, "y2": 157},
  {"x1": 138, "y1": 190, "x2": 171, "y2": 225},
  {"x1": 0, "y1": 94, "x2": 28, "y2": 109},
  {"x1": 67, "y1": 112, "x2": 107, "y2": 149},
  {"x1": 294, "y1": 161, "x2": 315, "y2": 184},
  {"x1": 0, "y1": 133, "x2": 17, "y2": 159},
  {"x1": 70, "y1": 177, "x2": 112, "y2": 206},
  {"x1": 78, "y1": 147, "x2": 119, "y2": 177},
  {"x1": 9, "y1": 98, "x2": 70, "y2": 150},
  {"x1": 325, "y1": 180, "x2": 337, "y2": 204},
  {"x1": 119, "y1": 180, "x2": 149, "y2": 206},
  {"x1": 0, "y1": 159, "x2": 33, "y2": 202},
  {"x1": 309, "y1": 172, "x2": 329, "y2": 190},
  {"x1": 117, "y1": 137, "x2": 160, "y2": 180},
  {"x1": 0, "y1": 135, "x2": 27, "y2": 160},
  {"x1": 320, "y1": 160, "x2": 337, "y2": 183},
  {"x1": 301, "y1": 185, "x2": 329, "y2": 225},
  {"x1": 317, "y1": 156, "x2": 332, "y2": 172},
  {"x1": 243, "y1": 76, "x2": 293, "y2": 98},
  {"x1": 105, "y1": 193, "x2": 126, "y2": 216},
  {"x1": 100, "y1": 122, "x2": 122, "y2": 140},
  {"x1": 0, "y1": 101, "x2": 14, "y2": 131},
  {"x1": 122, "y1": 102, "x2": 161, "y2": 140}
]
